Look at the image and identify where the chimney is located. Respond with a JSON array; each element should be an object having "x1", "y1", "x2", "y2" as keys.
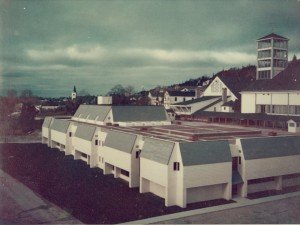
[{"x1": 222, "y1": 88, "x2": 227, "y2": 103}]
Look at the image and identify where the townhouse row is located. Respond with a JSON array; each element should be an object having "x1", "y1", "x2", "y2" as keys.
[{"x1": 42, "y1": 116, "x2": 300, "y2": 208}]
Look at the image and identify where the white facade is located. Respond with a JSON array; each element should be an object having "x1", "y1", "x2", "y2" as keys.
[
  {"x1": 241, "y1": 91, "x2": 300, "y2": 116},
  {"x1": 42, "y1": 114, "x2": 300, "y2": 208},
  {"x1": 164, "y1": 91, "x2": 196, "y2": 109},
  {"x1": 97, "y1": 96, "x2": 112, "y2": 105},
  {"x1": 203, "y1": 77, "x2": 237, "y2": 101},
  {"x1": 287, "y1": 120, "x2": 300, "y2": 133}
]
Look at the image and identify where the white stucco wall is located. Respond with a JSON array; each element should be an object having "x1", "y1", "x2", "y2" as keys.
[
  {"x1": 244, "y1": 155, "x2": 300, "y2": 180},
  {"x1": 241, "y1": 93, "x2": 256, "y2": 113},
  {"x1": 51, "y1": 130, "x2": 67, "y2": 146},
  {"x1": 184, "y1": 162, "x2": 232, "y2": 188}
]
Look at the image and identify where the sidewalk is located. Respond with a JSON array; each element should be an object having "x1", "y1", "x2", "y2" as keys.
[
  {"x1": 126, "y1": 191, "x2": 300, "y2": 224},
  {"x1": 0, "y1": 169, "x2": 82, "y2": 224}
]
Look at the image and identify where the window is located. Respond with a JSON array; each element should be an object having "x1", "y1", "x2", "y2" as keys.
[
  {"x1": 175, "y1": 97, "x2": 177, "y2": 101},
  {"x1": 248, "y1": 176, "x2": 274, "y2": 185},
  {"x1": 95, "y1": 139, "x2": 98, "y2": 145},
  {"x1": 69, "y1": 132, "x2": 72, "y2": 137},
  {"x1": 289, "y1": 123, "x2": 295, "y2": 127},
  {"x1": 135, "y1": 150, "x2": 141, "y2": 158},
  {"x1": 99, "y1": 156, "x2": 101, "y2": 162},
  {"x1": 258, "y1": 70, "x2": 271, "y2": 79},
  {"x1": 183, "y1": 97, "x2": 186, "y2": 102},
  {"x1": 121, "y1": 169, "x2": 129, "y2": 177},
  {"x1": 81, "y1": 153, "x2": 87, "y2": 158},
  {"x1": 238, "y1": 156, "x2": 241, "y2": 164},
  {"x1": 173, "y1": 162, "x2": 180, "y2": 171}
]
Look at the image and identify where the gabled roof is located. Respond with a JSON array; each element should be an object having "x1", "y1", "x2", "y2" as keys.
[
  {"x1": 103, "y1": 129, "x2": 137, "y2": 153},
  {"x1": 167, "y1": 90, "x2": 195, "y2": 97},
  {"x1": 111, "y1": 106, "x2": 168, "y2": 122},
  {"x1": 74, "y1": 124, "x2": 96, "y2": 141},
  {"x1": 42, "y1": 117, "x2": 53, "y2": 128},
  {"x1": 241, "y1": 136, "x2": 300, "y2": 160},
  {"x1": 242, "y1": 60, "x2": 300, "y2": 92},
  {"x1": 141, "y1": 138, "x2": 175, "y2": 165},
  {"x1": 257, "y1": 33, "x2": 288, "y2": 41},
  {"x1": 172, "y1": 96, "x2": 219, "y2": 106},
  {"x1": 73, "y1": 105, "x2": 111, "y2": 121},
  {"x1": 179, "y1": 140, "x2": 231, "y2": 166},
  {"x1": 50, "y1": 119, "x2": 71, "y2": 133},
  {"x1": 217, "y1": 72, "x2": 256, "y2": 99}
]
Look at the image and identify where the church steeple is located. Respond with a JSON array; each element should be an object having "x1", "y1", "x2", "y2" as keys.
[{"x1": 71, "y1": 85, "x2": 77, "y2": 100}]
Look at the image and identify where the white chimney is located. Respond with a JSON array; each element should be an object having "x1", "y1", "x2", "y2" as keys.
[{"x1": 222, "y1": 88, "x2": 227, "y2": 103}]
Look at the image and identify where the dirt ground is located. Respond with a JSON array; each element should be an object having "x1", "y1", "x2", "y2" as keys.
[{"x1": 0, "y1": 143, "x2": 233, "y2": 224}]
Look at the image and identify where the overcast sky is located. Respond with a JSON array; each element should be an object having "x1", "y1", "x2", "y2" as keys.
[{"x1": 0, "y1": 0, "x2": 299, "y2": 97}]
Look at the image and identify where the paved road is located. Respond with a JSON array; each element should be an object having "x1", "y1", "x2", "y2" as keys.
[
  {"x1": 0, "y1": 169, "x2": 81, "y2": 224},
  {"x1": 158, "y1": 196, "x2": 300, "y2": 224}
]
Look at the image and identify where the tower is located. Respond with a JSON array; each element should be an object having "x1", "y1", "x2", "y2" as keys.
[
  {"x1": 71, "y1": 85, "x2": 77, "y2": 100},
  {"x1": 256, "y1": 33, "x2": 288, "y2": 80}
]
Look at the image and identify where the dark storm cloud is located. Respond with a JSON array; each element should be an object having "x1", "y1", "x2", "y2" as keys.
[{"x1": 0, "y1": 0, "x2": 299, "y2": 97}]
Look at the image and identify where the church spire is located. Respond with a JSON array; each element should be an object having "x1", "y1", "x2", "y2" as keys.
[{"x1": 73, "y1": 85, "x2": 77, "y2": 93}]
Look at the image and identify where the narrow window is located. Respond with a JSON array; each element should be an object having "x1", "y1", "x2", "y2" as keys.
[
  {"x1": 238, "y1": 156, "x2": 241, "y2": 165},
  {"x1": 173, "y1": 162, "x2": 180, "y2": 171},
  {"x1": 135, "y1": 150, "x2": 141, "y2": 158},
  {"x1": 121, "y1": 169, "x2": 130, "y2": 177},
  {"x1": 95, "y1": 139, "x2": 98, "y2": 145},
  {"x1": 175, "y1": 97, "x2": 177, "y2": 101},
  {"x1": 69, "y1": 132, "x2": 72, "y2": 137}
]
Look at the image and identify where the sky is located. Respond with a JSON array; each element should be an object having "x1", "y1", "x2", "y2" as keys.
[{"x1": 0, "y1": 0, "x2": 299, "y2": 97}]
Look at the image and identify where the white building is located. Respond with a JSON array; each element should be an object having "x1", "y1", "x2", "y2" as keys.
[
  {"x1": 140, "y1": 138, "x2": 232, "y2": 207},
  {"x1": 164, "y1": 90, "x2": 196, "y2": 109},
  {"x1": 97, "y1": 96, "x2": 112, "y2": 105},
  {"x1": 41, "y1": 102, "x2": 300, "y2": 208},
  {"x1": 72, "y1": 105, "x2": 171, "y2": 127},
  {"x1": 241, "y1": 60, "x2": 300, "y2": 117},
  {"x1": 101, "y1": 129, "x2": 143, "y2": 188},
  {"x1": 256, "y1": 33, "x2": 288, "y2": 80},
  {"x1": 234, "y1": 136, "x2": 300, "y2": 197}
]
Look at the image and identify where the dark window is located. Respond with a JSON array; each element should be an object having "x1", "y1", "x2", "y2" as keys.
[
  {"x1": 248, "y1": 176, "x2": 274, "y2": 185},
  {"x1": 121, "y1": 169, "x2": 129, "y2": 177},
  {"x1": 69, "y1": 132, "x2": 72, "y2": 137},
  {"x1": 183, "y1": 97, "x2": 186, "y2": 102},
  {"x1": 232, "y1": 157, "x2": 238, "y2": 171},
  {"x1": 81, "y1": 153, "x2": 87, "y2": 158},
  {"x1": 173, "y1": 162, "x2": 180, "y2": 171},
  {"x1": 135, "y1": 150, "x2": 141, "y2": 158},
  {"x1": 95, "y1": 139, "x2": 98, "y2": 145},
  {"x1": 175, "y1": 97, "x2": 177, "y2": 101},
  {"x1": 238, "y1": 156, "x2": 241, "y2": 165}
]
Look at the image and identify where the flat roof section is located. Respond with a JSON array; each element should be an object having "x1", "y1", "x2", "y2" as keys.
[{"x1": 70, "y1": 119, "x2": 297, "y2": 142}]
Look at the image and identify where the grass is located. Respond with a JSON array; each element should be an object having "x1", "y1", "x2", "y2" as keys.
[{"x1": 0, "y1": 143, "x2": 234, "y2": 224}]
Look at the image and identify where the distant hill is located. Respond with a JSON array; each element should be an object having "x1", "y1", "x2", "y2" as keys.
[{"x1": 145, "y1": 64, "x2": 256, "y2": 94}]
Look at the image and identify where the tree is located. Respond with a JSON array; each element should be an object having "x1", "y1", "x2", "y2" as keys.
[
  {"x1": 292, "y1": 54, "x2": 297, "y2": 61},
  {"x1": 107, "y1": 84, "x2": 126, "y2": 96},
  {"x1": 124, "y1": 85, "x2": 135, "y2": 96},
  {"x1": 18, "y1": 102, "x2": 38, "y2": 133},
  {"x1": 20, "y1": 89, "x2": 33, "y2": 98}
]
